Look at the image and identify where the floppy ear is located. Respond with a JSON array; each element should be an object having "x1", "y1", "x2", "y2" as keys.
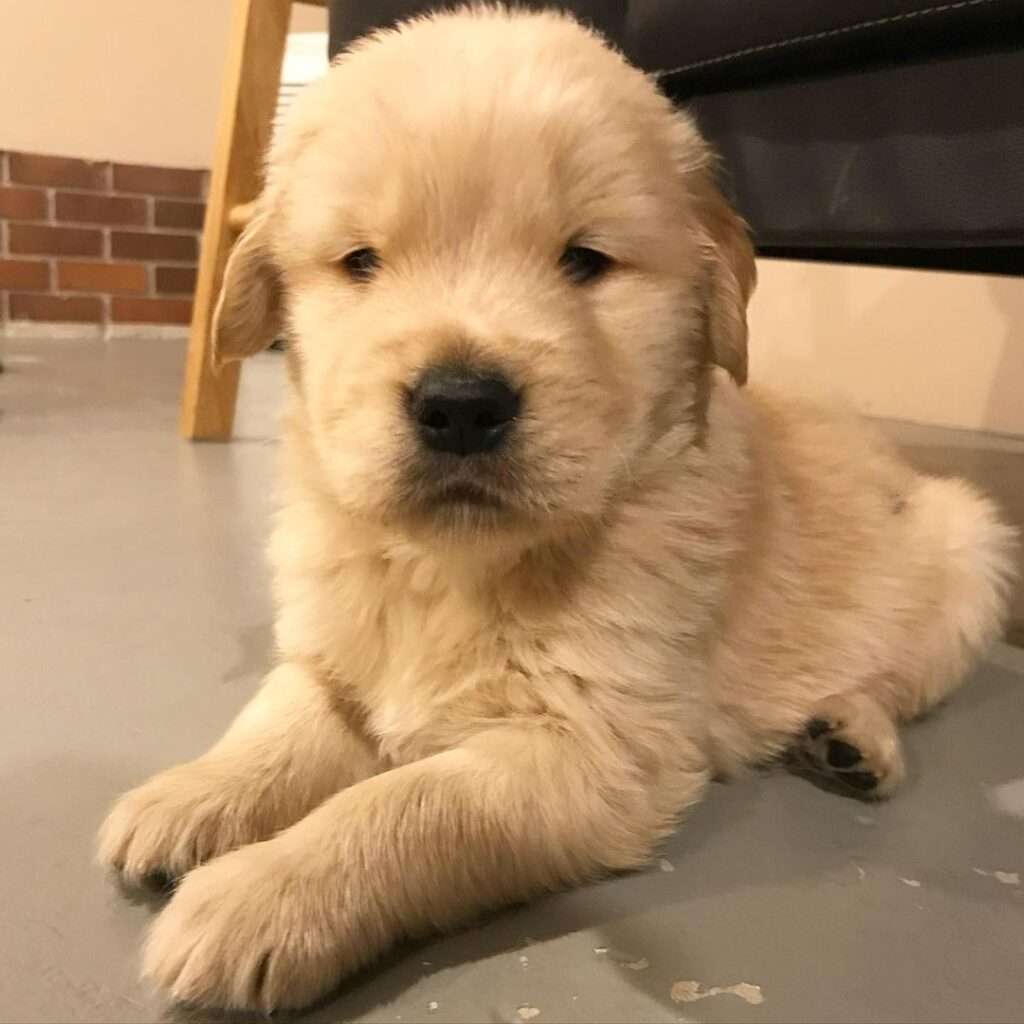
[
  {"x1": 692, "y1": 178, "x2": 757, "y2": 386},
  {"x1": 212, "y1": 214, "x2": 283, "y2": 365}
]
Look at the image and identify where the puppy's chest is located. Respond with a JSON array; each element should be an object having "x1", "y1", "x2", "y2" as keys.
[{"x1": 316, "y1": 554, "x2": 552, "y2": 760}]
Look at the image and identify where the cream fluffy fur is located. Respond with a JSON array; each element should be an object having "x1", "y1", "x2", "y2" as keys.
[{"x1": 97, "y1": 7, "x2": 1016, "y2": 1012}]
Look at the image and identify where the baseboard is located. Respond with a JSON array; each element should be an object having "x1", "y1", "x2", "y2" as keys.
[
  {"x1": 106, "y1": 324, "x2": 189, "y2": 340},
  {"x1": 2, "y1": 322, "x2": 187, "y2": 341}
]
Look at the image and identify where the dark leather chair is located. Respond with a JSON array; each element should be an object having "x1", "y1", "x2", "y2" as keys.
[{"x1": 328, "y1": 0, "x2": 1024, "y2": 275}]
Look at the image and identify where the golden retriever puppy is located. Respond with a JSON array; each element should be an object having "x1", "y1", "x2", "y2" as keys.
[{"x1": 97, "y1": 6, "x2": 1016, "y2": 1012}]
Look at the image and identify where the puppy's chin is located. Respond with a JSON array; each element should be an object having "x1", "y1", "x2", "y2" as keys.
[{"x1": 408, "y1": 499, "x2": 521, "y2": 542}]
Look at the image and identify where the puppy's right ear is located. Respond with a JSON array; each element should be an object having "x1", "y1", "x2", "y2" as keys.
[{"x1": 212, "y1": 214, "x2": 283, "y2": 365}]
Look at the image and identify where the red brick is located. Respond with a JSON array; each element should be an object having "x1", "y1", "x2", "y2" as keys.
[
  {"x1": 56, "y1": 191, "x2": 146, "y2": 226},
  {"x1": 9, "y1": 151, "x2": 107, "y2": 190},
  {"x1": 154, "y1": 265, "x2": 197, "y2": 295},
  {"x1": 0, "y1": 259, "x2": 50, "y2": 290},
  {"x1": 111, "y1": 296, "x2": 192, "y2": 324},
  {"x1": 113, "y1": 163, "x2": 205, "y2": 198},
  {"x1": 9, "y1": 292, "x2": 103, "y2": 322},
  {"x1": 0, "y1": 186, "x2": 48, "y2": 220},
  {"x1": 153, "y1": 199, "x2": 206, "y2": 230},
  {"x1": 9, "y1": 223, "x2": 103, "y2": 257},
  {"x1": 110, "y1": 231, "x2": 196, "y2": 261},
  {"x1": 58, "y1": 260, "x2": 147, "y2": 294}
]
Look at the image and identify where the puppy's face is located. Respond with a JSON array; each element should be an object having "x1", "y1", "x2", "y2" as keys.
[{"x1": 215, "y1": 10, "x2": 754, "y2": 544}]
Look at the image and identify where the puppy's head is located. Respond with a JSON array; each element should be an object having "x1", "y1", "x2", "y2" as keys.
[{"x1": 216, "y1": 7, "x2": 754, "y2": 543}]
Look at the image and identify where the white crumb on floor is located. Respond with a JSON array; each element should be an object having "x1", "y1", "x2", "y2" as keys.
[
  {"x1": 659, "y1": 858, "x2": 676, "y2": 872},
  {"x1": 518, "y1": 954, "x2": 530, "y2": 967},
  {"x1": 901, "y1": 877, "x2": 922, "y2": 887},
  {"x1": 855, "y1": 815, "x2": 876, "y2": 826},
  {"x1": 856, "y1": 865, "x2": 867, "y2": 880},
  {"x1": 516, "y1": 1005, "x2": 540, "y2": 1020},
  {"x1": 599, "y1": 948, "x2": 649, "y2": 969},
  {"x1": 974, "y1": 867, "x2": 1021, "y2": 885},
  {"x1": 671, "y1": 980, "x2": 764, "y2": 1005},
  {"x1": 427, "y1": 1000, "x2": 439, "y2": 1013}
]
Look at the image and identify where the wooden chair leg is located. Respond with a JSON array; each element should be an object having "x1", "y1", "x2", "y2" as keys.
[{"x1": 179, "y1": 0, "x2": 291, "y2": 440}]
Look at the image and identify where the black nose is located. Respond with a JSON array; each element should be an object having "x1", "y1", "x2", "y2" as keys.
[{"x1": 410, "y1": 367, "x2": 520, "y2": 456}]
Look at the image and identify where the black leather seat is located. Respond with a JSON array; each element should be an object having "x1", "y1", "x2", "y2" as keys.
[{"x1": 328, "y1": 0, "x2": 1024, "y2": 274}]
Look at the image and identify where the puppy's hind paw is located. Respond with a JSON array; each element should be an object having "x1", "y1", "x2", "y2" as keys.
[{"x1": 795, "y1": 691, "x2": 905, "y2": 800}]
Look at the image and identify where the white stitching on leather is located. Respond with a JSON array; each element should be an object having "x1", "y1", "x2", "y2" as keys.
[{"x1": 654, "y1": 0, "x2": 1002, "y2": 79}]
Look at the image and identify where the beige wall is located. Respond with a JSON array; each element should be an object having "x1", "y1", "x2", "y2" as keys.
[
  {"x1": 749, "y1": 260, "x2": 1024, "y2": 437},
  {"x1": 0, "y1": 0, "x2": 326, "y2": 168},
  {"x1": 3, "y1": 3, "x2": 1020, "y2": 436}
]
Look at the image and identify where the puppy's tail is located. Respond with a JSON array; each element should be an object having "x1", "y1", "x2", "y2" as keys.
[{"x1": 908, "y1": 476, "x2": 1017, "y2": 703}]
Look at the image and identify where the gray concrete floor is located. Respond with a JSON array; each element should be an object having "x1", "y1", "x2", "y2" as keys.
[{"x1": 2, "y1": 335, "x2": 1023, "y2": 1024}]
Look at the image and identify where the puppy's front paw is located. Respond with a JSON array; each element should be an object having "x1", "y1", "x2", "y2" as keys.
[
  {"x1": 97, "y1": 761, "x2": 269, "y2": 888},
  {"x1": 797, "y1": 691, "x2": 905, "y2": 799},
  {"x1": 144, "y1": 842, "x2": 366, "y2": 1012}
]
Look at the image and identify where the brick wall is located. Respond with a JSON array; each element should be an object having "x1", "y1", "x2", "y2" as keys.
[{"x1": 0, "y1": 150, "x2": 208, "y2": 333}]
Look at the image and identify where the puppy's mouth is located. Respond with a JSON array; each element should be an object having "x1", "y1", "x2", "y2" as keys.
[{"x1": 430, "y1": 482, "x2": 505, "y2": 509}]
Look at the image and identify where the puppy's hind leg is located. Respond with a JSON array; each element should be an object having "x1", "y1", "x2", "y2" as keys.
[{"x1": 796, "y1": 476, "x2": 1015, "y2": 801}]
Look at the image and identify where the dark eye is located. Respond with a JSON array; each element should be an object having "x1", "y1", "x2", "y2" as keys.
[
  {"x1": 559, "y1": 245, "x2": 613, "y2": 285},
  {"x1": 338, "y1": 247, "x2": 380, "y2": 282}
]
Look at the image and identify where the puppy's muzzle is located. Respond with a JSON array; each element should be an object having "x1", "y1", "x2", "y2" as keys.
[{"x1": 409, "y1": 366, "x2": 520, "y2": 456}]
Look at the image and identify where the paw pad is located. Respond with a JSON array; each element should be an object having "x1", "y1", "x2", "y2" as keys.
[
  {"x1": 796, "y1": 716, "x2": 884, "y2": 797},
  {"x1": 826, "y1": 739, "x2": 862, "y2": 769},
  {"x1": 806, "y1": 718, "x2": 832, "y2": 740},
  {"x1": 794, "y1": 693, "x2": 905, "y2": 800}
]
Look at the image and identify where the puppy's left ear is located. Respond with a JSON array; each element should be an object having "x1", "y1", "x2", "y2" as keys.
[
  {"x1": 212, "y1": 212, "x2": 283, "y2": 366},
  {"x1": 692, "y1": 177, "x2": 757, "y2": 386}
]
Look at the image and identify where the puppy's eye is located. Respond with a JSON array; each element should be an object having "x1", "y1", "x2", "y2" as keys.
[
  {"x1": 559, "y1": 245, "x2": 613, "y2": 285},
  {"x1": 338, "y1": 247, "x2": 380, "y2": 282}
]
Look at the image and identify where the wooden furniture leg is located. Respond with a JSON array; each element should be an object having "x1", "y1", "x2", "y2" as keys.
[{"x1": 179, "y1": 0, "x2": 291, "y2": 440}]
